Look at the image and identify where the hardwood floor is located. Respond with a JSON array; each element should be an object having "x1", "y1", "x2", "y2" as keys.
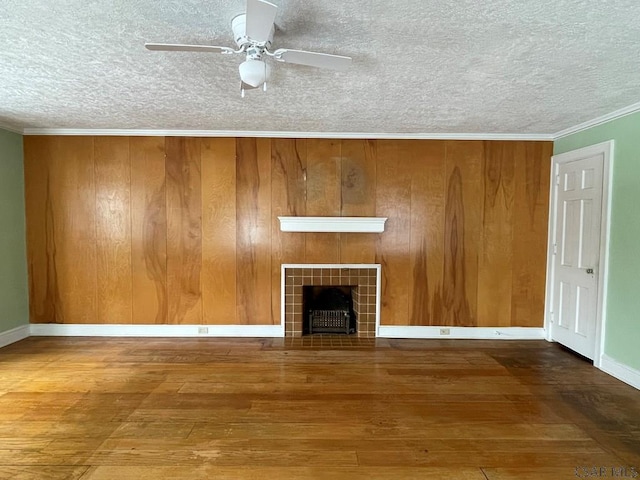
[{"x1": 0, "y1": 337, "x2": 638, "y2": 479}]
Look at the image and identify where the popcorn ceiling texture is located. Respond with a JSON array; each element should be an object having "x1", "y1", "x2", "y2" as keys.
[{"x1": 1, "y1": 0, "x2": 640, "y2": 134}]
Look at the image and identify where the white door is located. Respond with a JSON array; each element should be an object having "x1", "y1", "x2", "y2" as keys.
[{"x1": 550, "y1": 152, "x2": 604, "y2": 359}]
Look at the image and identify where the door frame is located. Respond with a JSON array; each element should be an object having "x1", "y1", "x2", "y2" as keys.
[{"x1": 544, "y1": 140, "x2": 614, "y2": 368}]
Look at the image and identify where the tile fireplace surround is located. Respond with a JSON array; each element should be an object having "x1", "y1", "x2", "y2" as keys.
[{"x1": 281, "y1": 264, "x2": 381, "y2": 338}]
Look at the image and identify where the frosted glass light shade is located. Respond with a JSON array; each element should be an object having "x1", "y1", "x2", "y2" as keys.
[{"x1": 239, "y1": 59, "x2": 270, "y2": 87}]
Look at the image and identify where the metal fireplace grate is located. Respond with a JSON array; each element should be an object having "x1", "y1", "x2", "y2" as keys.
[{"x1": 309, "y1": 309, "x2": 350, "y2": 334}]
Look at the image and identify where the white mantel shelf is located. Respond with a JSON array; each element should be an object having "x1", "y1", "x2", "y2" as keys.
[{"x1": 278, "y1": 216, "x2": 387, "y2": 233}]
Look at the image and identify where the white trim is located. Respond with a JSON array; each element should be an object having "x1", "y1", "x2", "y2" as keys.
[
  {"x1": 545, "y1": 140, "x2": 614, "y2": 366},
  {"x1": 0, "y1": 324, "x2": 30, "y2": 348},
  {"x1": 377, "y1": 326, "x2": 546, "y2": 340},
  {"x1": 544, "y1": 153, "x2": 558, "y2": 342},
  {"x1": 20, "y1": 127, "x2": 553, "y2": 141},
  {"x1": 278, "y1": 216, "x2": 387, "y2": 233},
  {"x1": 281, "y1": 266, "x2": 285, "y2": 335},
  {"x1": 600, "y1": 355, "x2": 640, "y2": 391},
  {"x1": 375, "y1": 267, "x2": 381, "y2": 336},
  {"x1": 13, "y1": 100, "x2": 640, "y2": 140},
  {"x1": 596, "y1": 141, "x2": 614, "y2": 368},
  {"x1": 0, "y1": 124, "x2": 24, "y2": 135},
  {"x1": 553, "y1": 101, "x2": 640, "y2": 139},
  {"x1": 282, "y1": 263, "x2": 382, "y2": 269},
  {"x1": 29, "y1": 324, "x2": 284, "y2": 337}
]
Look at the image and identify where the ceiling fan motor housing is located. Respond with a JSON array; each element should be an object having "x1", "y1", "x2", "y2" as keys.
[{"x1": 231, "y1": 14, "x2": 274, "y2": 49}]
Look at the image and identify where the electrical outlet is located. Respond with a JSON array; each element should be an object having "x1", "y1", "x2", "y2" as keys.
[
  {"x1": 197, "y1": 327, "x2": 209, "y2": 335},
  {"x1": 439, "y1": 328, "x2": 450, "y2": 336}
]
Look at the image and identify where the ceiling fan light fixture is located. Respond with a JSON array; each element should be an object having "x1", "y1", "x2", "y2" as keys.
[
  {"x1": 145, "y1": 0, "x2": 352, "y2": 93},
  {"x1": 239, "y1": 59, "x2": 270, "y2": 88}
]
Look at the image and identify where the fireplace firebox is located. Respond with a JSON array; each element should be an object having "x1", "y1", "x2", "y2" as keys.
[{"x1": 303, "y1": 286, "x2": 356, "y2": 335}]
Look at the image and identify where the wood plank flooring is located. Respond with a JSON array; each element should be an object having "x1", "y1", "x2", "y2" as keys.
[{"x1": 0, "y1": 337, "x2": 638, "y2": 479}]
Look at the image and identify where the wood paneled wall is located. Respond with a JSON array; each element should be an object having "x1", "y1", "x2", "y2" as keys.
[{"x1": 23, "y1": 136, "x2": 551, "y2": 327}]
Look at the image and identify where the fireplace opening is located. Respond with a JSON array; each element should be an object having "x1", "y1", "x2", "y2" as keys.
[{"x1": 303, "y1": 286, "x2": 357, "y2": 335}]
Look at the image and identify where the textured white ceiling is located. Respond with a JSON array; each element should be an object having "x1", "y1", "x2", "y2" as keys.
[{"x1": 1, "y1": 0, "x2": 640, "y2": 135}]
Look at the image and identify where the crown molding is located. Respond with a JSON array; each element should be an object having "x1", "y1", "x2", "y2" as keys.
[
  {"x1": 17, "y1": 98, "x2": 640, "y2": 141},
  {"x1": 20, "y1": 127, "x2": 554, "y2": 141},
  {"x1": 553, "y1": 101, "x2": 640, "y2": 139},
  {"x1": 0, "y1": 123, "x2": 24, "y2": 135}
]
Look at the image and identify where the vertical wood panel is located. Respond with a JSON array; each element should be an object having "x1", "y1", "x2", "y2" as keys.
[
  {"x1": 51, "y1": 137, "x2": 97, "y2": 324},
  {"x1": 407, "y1": 141, "x2": 446, "y2": 326},
  {"x1": 24, "y1": 137, "x2": 59, "y2": 323},
  {"x1": 476, "y1": 141, "x2": 515, "y2": 327},
  {"x1": 270, "y1": 139, "x2": 306, "y2": 325},
  {"x1": 271, "y1": 138, "x2": 307, "y2": 262},
  {"x1": 237, "y1": 138, "x2": 272, "y2": 325},
  {"x1": 340, "y1": 140, "x2": 377, "y2": 264},
  {"x1": 201, "y1": 138, "x2": 237, "y2": 325},
  {"x1": 24, "y1": 136, "x2": 551, "y2": 329},
  {"x1": 131, "y1": 137, "x2": 167, "y2": 324},
  {"x1": 376, "y1": 140, "x2": 412, "y2": 325},
  {"x1": 441, "y1": 141, "x2": 483, "y2": 326},
  {"x1": 512, "y1": 141, "x2": 552, "y2": 326},
  {"x1": 166, "y1": 137, "x2": 202, "y2": 324},
  {"x1": 305, "y1": 139, "x2": 340, "y2": 263},
  {"x1": 94, "y1": 137, "x2": 132, "y2": 324},
  {"x1": 306, "y1": 139, "x2": 340, "y2": 215}
]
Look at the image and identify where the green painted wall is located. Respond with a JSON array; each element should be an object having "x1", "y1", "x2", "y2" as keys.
[
  {"x1": 0, "y1": 129, "x2": 28, "y2": 334},
  {"x1": 554, "y1": 112, "x2": 640, "y2": 371}
]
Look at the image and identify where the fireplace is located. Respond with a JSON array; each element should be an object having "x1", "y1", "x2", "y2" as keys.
[{"x1": 281, "y1": 264, "x2": 380, "y2": 337}]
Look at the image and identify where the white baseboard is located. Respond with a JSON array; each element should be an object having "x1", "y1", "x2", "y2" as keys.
[
  {"x1": 29, "y1": 323, "x2": 285, "y2": 338},
  {"x1": 377, "y1": 326, "x2": 546, "y2": 340},
  {"x1": 0, "y1": 324, "x2": 30, "y2": 348},
  {"x1": 599, "y1": 354, "x2": 640, "y2": 390},
  {"x1": 28, "y1": 324, "x2": 545, "y2": 340}
]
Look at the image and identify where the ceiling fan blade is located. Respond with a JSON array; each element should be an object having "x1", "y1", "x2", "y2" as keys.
[
  {"x1": 245, "y1": 0, "x2": 278, "y2": 43},
  {"x1": 145, "y1": 43, "x2": 234, "y2": 54},
  {"x1": 273, "y1": 49, "x2": 352, "y2": 71}
]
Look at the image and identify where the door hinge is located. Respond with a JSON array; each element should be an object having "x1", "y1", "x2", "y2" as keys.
[
  {"x1": 553, "y1": 243, "x2": 557, "y2": 255},
  {"x1": 556, "y1": 174, "x2": 560, "y2": 186}
]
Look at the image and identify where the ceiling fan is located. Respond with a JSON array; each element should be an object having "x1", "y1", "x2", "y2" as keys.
[{"x1": 145, "y1": 0, "x2": 352, "y2": 97}]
